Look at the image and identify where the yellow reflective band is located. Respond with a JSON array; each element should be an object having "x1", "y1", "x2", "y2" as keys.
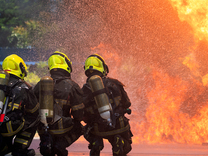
[
  {"x1": 13, "y1": 104, "x2": 19, "y2": 110},
  {"x1": 21, "y1": 131, "x2": 31, "y2": 138},
  {"x1": 25, "y1": 102, "x2": 39, "y2": 113},
  {"x1": 6, "y1": 121, "x2": 13, "y2": 134},
  {"x1": 14, "y1": 138, "x2": 28, "y2": 145},
  {"x1": 2, "y1": 119, "x2": 25, "y2": 137},
  {"x1": 49, "y1": 125, "x2": 73, "y2": 135},
  {"x1": 8, "y1": 102, "x2": 20, "y2": 110},
  {"x1": 55, "y1": 99, "x2": 68, "y2": 107},
  {"x1": 72, "y1": 103, "x2": 84, "y2": 111},
  {"x1": 0, "y1": 73, "x2": 6, "y2": 79},
  {"x1": 92, "y1": 123, "x2": 130, "y2": 137},
  {"x1": 114, "y1": 149, "x2": 120, "y2": 155}
]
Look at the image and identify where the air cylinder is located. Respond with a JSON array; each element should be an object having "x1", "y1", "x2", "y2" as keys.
[
  {"x1": 39, "y1": 76, "x2": 54, "y2": 126},
  {"x1": 0, "y1": 71, "x2": 10, "y2": 115},
  {"x1": 88, "y1": 75, "x2": 112, "y2": 125}
]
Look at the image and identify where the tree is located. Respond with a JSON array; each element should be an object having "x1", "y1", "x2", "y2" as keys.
[{"x1": 0, "y1": 0, "x2": 51, "y2": 48}]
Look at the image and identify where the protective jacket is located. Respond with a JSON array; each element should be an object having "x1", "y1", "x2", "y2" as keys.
[
  {"x1": 0, "y1": 74, "x2": 39, "y2": 155},
  {"x1": 82, "y1": 76, "x2": 132, "y2": 140},
  {"x1": 33, "y1": 70, "x2": 84, "y2": 156}
]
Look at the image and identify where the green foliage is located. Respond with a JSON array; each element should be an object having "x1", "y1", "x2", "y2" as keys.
[
  {"x1": 25, "y1": 61, "x2": 49, "y2": 87},
  {"x1": 0, "y1": 0, "x2": 51, "y2": 48},
  {"x1": 8, "y1": 25, "x2": 28, "y2": 48},
  {"x1": 24, "y1": 71, "x2": 40, "y2": 87},
  {"x1": 9, "y1": 20, "x2": 44, "y2": 48},
  {"x1": 37, "y1": 61, "x2": 48, "y2": 68}
]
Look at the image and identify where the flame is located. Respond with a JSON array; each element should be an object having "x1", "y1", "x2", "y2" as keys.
[
  {"x1": 182, "y1": 53, "x2": 201, "y2": 78},
  {"x1": 90, "y1": 42, "x2": 208, "y2": 145},
  {"x1": 90, "y1": 43, "x2": 121, "y2": 78},
  {"x1": 182, "y1": 52, "x2": 208, "y2": 86},
  {"x1": 168, "y1": 0, "x2": 208, "y2": 41},
  {"x1": 135, "y1": 69, "x2": 208, "y2": 144},
  {"x1": 84, "y1": 0, "x2": 208, "y2": 145}
]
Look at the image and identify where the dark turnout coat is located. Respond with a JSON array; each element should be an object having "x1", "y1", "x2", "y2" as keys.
[
  {"x1": 82, "y1": 76, "x2": 132, "y2": 141},
  {"x1": 33, "y1": 70, "x2": 84, "y2": 155},
  {"x1": 0, "y1": 74, "x2": 39, "y2": 155}
]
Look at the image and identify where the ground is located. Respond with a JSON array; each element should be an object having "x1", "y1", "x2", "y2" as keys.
[{"x1": 5, "y1": 135, "x2": 208, "y2": 156}]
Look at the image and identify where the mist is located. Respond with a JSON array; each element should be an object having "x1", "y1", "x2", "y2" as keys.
[{"x1": 33, "y1": 0, "x2": 208, "y2": 144}]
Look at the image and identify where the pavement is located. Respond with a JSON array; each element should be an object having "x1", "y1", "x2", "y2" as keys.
[{"x1": 5, "y1": 136, "x2": 208, "y2": 156}]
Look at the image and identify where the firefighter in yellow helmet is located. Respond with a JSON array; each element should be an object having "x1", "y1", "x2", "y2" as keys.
[
  {"x1": 0, "y1": 54, "x2": 39, "y2": 156},
  {"x1": 33, "y1": 51, "x2": 84, "y2": 156},
  {"x1": 82, "y1": 54, "x2": 133, "y2": 156}
]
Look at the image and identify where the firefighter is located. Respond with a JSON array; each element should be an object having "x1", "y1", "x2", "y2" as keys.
[
  {"x1": 33, "y1": 51, "x2": 84, "y2": 156},
  {"x1": 82, "y1": 54, "x2": 133, "y2": 156},
  {"x1": 0, "y1": 54, "x2": 39, "y2": 156}
]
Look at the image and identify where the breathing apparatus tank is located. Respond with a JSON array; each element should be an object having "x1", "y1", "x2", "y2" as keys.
[
  {"x1": 0, "y1": 71, "x2": 10, "y2": 122},
  {"x1": 39, "y1": 76, "x2": 54, "y2": 126},
  {"x1": 88, "y1": 75, "x2": 113, "y2": 126}
]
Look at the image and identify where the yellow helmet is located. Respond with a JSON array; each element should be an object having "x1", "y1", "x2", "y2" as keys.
[
  {"x1": 2, "y1": 54, "x2": 27, "y2": 79},
  {"x1": 48, "y1": 51, "x2": 72, "y2": 73},
  {"x1": 84, "y1": 54, "x2": 109, "y2": 76}
]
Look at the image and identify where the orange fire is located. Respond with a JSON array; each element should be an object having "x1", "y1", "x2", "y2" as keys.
[
  {"x1": 168, "y1": 0, "x2": 208, "y2": 41},
  {"x1": 89, "y1": 41, "x2": 208, "y2": 145},
  {"x1": 82, "y1": 0, "x2": 208, "y2": 145},
  {"x1": 129, "y1": 0, "x2": 208, "y2": 144},
  {"x1": 90, "y1": 43, "x2": 121, "y2": 78},
  {"x1": 134, "y1": 68, "x2": 208, "y2": 144}
]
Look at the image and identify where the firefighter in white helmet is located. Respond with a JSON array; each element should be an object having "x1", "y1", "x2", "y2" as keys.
[
  {"x1": 0, "y1": 54, "x2": 39, "y2": 156},
  {"x1": 82, "y1": 54, "x2": 133, "y2": 156},
  {"x1": 33, "y1": 51, "x2": 84, "y2": 156}
]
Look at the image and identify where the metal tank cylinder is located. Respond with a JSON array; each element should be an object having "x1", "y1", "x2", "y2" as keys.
[
  {"x1": 0, "y1": 71, "x2": 10, "y2": 115},
  {"x1": 39, "y1": 76, "x2": 54, "y2": 126},
  {"x1": 88, "y1": 75, "x2": 112, "y2": 124}
]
